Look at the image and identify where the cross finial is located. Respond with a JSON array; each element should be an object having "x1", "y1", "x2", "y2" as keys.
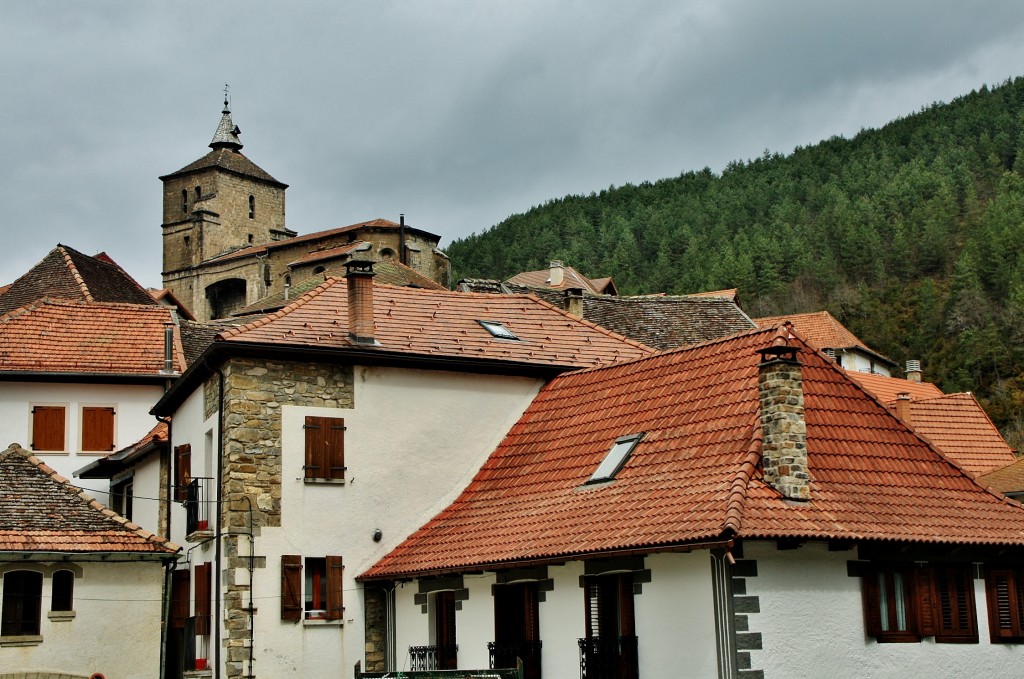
[{"x1": 223, "y1": 83, "x2": 230, "y2": 110}]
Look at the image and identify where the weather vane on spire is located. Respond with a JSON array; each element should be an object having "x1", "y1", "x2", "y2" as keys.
[{"x1": 223, "y1": 82, "x2": 230, "y2": 109}]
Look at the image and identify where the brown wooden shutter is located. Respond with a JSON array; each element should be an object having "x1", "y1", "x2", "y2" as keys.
[
  {"x1": 281, "y1": 555, "x2": 302, "y2": 621},
  {"x1": 304, "y1": 416, "x2": 345, "y2": 479},
  {"x1": 986, "y1": 568, "x2": 1023, "y2": 641},
  {"x1": 171, "y1": 569, "x2": 190, "y2": 629},
  {"x1": 82, "y1": 406, "x2": 115, "y2": 451},
  {"x1": 175, "y1": 444, "x2": 192, "y2": 502},
  {"x1": 913, "y1": 567, "x2": 937, "y2": 637},
  {"x1": 195, "y1": 562, "x2": 212, "y2": 635},
  {"x1": 32, "y1": 405, "x2": 65, "y2": 451},
  {"x1": 326, "y1": 555, "x2": 345, "y2": 621},
  {"x1": 862, "y1": 569, "x2": 883, "y2": 638}
]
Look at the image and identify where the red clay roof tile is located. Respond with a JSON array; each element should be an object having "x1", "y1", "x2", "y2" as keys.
[{"x1": 363, "y1": 328, "x2": 1024, "y2": 579}]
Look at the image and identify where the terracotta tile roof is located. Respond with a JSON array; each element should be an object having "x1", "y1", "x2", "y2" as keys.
[
  {"x1": 899, "y1": 393, "x2": 1017, "y2": 476},
  {"x1": 219, "y1": 278, "x2": 653, "y2": 370},
  {"x1": 149, "y1": 288, "x2": 197, "y2": 321},
  {"x1": 845, "y1": 371, "x2": 944, "y2": 402},
  {"x1": 160, "y1": 147, "x2": 286, "y2": 187},
  {"x1": 0, "y1": 299, "x2": 186, "y2": 376},
  {"x1": 0, "y1": 283, "x2": 10, "y2": 297},
  {"x1": 0, "y1": 444, "x2": 178, "y2": 555},
  {"x1": 507, "y1": 264, "x2": 608, "y2": 294},
  {"x1": 0, "y1": 245, "x2": 157, "y2": 315},
  {"x1": 205, "y1": 218, "x2": 441, "y2": 265},
  {"x1": 363, "y1": 327, "x2": 1024, "y2": 579},
  {"x1": 754, "y1": 310, "x2": 863, "y2": 349},
  {"x1": 979, "y1": 457, "x2": 1024, "y2": 495},
  {"x1": 75, "y1": 421, "x2": 168, "y2": 480},
  {"x1": 287, "y1": 242, "x2": 366, "y2": 267},
  {"x1": 688, "y1": 288, "x2": 739, "y2": 302}
]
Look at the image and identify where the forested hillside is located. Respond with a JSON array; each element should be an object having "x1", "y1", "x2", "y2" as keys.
[{"x1": 448, "y1": 77, "x2": 1024, "y2": 448}]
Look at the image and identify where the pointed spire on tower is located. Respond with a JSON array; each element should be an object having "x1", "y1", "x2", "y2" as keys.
[{"x1": 210, "y1": 86, "x2": 243, "y2": 151}]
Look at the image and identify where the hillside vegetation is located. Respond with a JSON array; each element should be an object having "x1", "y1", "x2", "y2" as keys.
[{"x1": 448, "y1": 77, "x2": 1024, "y2": 448}]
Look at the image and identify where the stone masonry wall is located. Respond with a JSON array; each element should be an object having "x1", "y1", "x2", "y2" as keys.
[
  {"x1": 211, "y1": 358, "x2": 354, "y2": 678},
  {"x1": 758, "y1": 357, "x2": 809, "y2": 501}
]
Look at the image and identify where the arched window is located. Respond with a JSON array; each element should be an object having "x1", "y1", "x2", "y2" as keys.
[
  {"x1": 51, "y1": 570, "x2": 74, "y2": 612},
  {"x1": 249, "y1": 195, "x2": 256, "y2": 219},
  {"x1": 380, "y1": 248, "x2": 395, "y2": 260},
  {"x1": 181, "y1": 189, "x2": 188, "y2": 214},
  {"x1": 284, "y1": 275, "x2": 292, "y2": 286},
  {"x1": 248, "y1": 234, "x2": 254, "y2": 244},
  {"x1": 313, "y1": 266, "x2": 326, "y2": 276},
  {"x1": 1, "y1": 570, "x2": 43, "y2": 636}
]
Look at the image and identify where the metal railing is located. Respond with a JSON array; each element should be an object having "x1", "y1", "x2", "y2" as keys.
[
  {"x1": 578, "y1": 636, "x2": 638, "y2": 679},
  {"x1": 184, "y1": 477, "x2": 213, "y2": 535},
  {"x1": 489, "y1": 640, "x2": 542, "y2": 679},
  {"x1": 409, "y1": 644, "x2": 459, "y2": 671}
]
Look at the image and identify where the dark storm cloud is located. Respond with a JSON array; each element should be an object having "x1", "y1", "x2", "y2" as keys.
[{"x1": 1, "y1": 1, "x2": 1023, "y2": 288}]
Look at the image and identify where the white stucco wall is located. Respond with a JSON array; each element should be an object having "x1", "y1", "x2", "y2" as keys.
[
  {"x1": 744, "y1": 541, "x2": 1024, "y2": 679},
  {"x1": 0, "y1": 381, "x2": 165, "y2": 504},
  {"x1": 392, "y1": 551, "x2": 719, "y2": 677},
  {"x1": 838, "y1": 350, "x2": 892, "y2": 377},
  {"x1": 0, "y1": 560, "x2": 166, "y2": 679}
]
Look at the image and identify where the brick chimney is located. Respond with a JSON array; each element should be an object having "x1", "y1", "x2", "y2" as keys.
[
  {"x1": 564, "y1": 287, "x2": 584, "y2": 318},
  {"x1": 548, "y1": 260, "x2": 564, "y2": 287},
  {"x1": 345, "y1": 260, "x2": 377, "y2": 345},
  {"x1": 757, "y1": 323, "x2": 809, "y2": 501},
  {"x1": 894, "y1": 393, "x2": 912, "y2": 424},
  {"x1": 905, "y1": 359, "x2": 922, "y2": 383}
]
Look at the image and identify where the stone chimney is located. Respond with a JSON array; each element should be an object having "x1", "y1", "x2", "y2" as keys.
[
  {"x1": 548, "y1": 260, "x2": 564, "y2": 287},
  {"x1": 894, "y1": 393, "x2": 912, "y2": 424},
  {"x1": 757, "y1": 324, "x2": 809, "y2": 501},
  {"x1": 905, "y1": 359, "x2": 922, "y2": 383},
  {"x1": 564, "y1": 287, "x2": 584, "y2": 318},
  {"x1": 345, "y1": 260, "x2": 377, "y2": 345}
]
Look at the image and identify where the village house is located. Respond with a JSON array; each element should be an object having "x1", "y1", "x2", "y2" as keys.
[
  {"x1": 755, "y1": 310, "x2": 898, "y2": 376},
  {"x1": 0, "y1": 443, "x2": 178, "y2": 678},
  {"x1": 123, "y1": 263, "x2": 652, "y2": 679},
  {"x1": 360, "y1": 325, "x2": 1024, "y2": 679},
  {"x1": 0, "y1": 245, "x2": 186, "y2": 505}
]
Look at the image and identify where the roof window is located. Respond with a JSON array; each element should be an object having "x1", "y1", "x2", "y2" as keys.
[
  {"x1": 478, "y1": 320, "x2": 519, "y2": 340},
  {"x1": 588, "y1": 433, "x2": 644, "y2": 483}
]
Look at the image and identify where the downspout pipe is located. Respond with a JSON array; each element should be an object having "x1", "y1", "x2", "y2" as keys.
[{"x1": 215, "y1": 365, "x2": 225, "y2": 679}]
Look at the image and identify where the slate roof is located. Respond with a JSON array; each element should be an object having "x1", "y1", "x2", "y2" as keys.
[
  {"x1": 845, "y1": 371, "x2": 944, "y2": 402},
  {"x1": 363, "y1": 327, "x2": 1024, "y2": 579},
  {"x1": 0, "y1": 245, "x2": 157, "y2": 315},
  {"x1": 0, "y1": 444, "x2": 178, "y2": 555},
  {"x1": 219, "y1": 278, "x2": 653, "y2": 370},
  {"x1": 0, "y1": 299, "x2": 186, "y2": 376},
  {"x1": 160, "y1": 147, "x2": 286, "y2": 187},
  {"x1": 899, "y1": 393, "x2": 1017, "y2": 476}
]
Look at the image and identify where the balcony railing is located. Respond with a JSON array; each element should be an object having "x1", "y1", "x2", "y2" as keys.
[
  {"x1": 578, "y1": 636, "x2": 638, "y2": 679},
  {"x1": 184, "y1": 477, "x2": 214, "y2": 536},
  {"x1": 409, "y1": 644, "x2": 458, "y2": 671},
  {"x1": 489, "y1": 639, "x2": 542, "y2": 679}
]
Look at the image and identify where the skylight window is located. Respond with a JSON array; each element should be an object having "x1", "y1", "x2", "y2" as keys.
[
  {"x1": 588, "y1": 433, "x2": 644, "y2": 483},
  {"x1": 478, "y1": 320, "x2": 519, "y2": 340}
]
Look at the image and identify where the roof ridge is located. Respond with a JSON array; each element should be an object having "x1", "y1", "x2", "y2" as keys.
[
  {"x1": 57, "y1": 244, "x2": 95, "y2": 303},
  {"x1": 220, "y1": 276, "x2": 338, "y2": 340},
  {"x1": 3, "y1": 444, "x2": 179, "y2": 553}
]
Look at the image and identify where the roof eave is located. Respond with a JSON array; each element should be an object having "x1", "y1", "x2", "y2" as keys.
[
  {"x1": 0, "y1": 550, "x2": 179, "y2": 562},
  {"x1": 0, "y1": 370, "x2": 178, "y2": 385}
]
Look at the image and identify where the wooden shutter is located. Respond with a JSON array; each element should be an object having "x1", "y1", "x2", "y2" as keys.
[
  {"x1": 81, "y1": 406, "x2": 115, "y2": 451},
  {"x1": 281, "y1": 555, "x2": 302, "y2": 621},
  {"x1": 913, "y1": 567, "x2": 937, "y2": 637},
  {"x1": 986, "y1": 568, "x2": 1024, "y2": 642},
  {"x1": 304, "y1": 416, "x2": 345, "y2": 480},
  {"x1": 32, "y1": 406, "x2": 65, "y2": 451},
  {"x1": 175, "y1": 444, "x2": 192, "y2": 502},
  {"x1": 862, "y1": 569, "x2": 884, "y2": 637},
  {"x1": 171, "y1": 569, "x2": 190, "y2": 629},
  {"x1": 932, "y1": 565, "x2": 977, "y2": 642},
  {"x1": 195, "y1": 562, "x2": 212, "y2": 636},
  {"x1": 326, "y1": 555, "x2": 345, "y2": 620},
  {"x1": 435, "y1": 591, "x2": 458, "y2": 669}
]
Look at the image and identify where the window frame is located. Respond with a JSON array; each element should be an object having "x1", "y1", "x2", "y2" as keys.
[
  {"x1": 30, "y1": 404, "x2": 67, "y2": 453},
  {"x1": 929, "y1": 565, "x2": 978, "y2": 643},
  {"x1": 588, "y1": 433, "x2": 644, "y2": 484},
  {"x1": 80, "y1": 404, "x2": 116, "y2": 453},
  {"x1": 861, "y1": 563, "x2": 920, "y2": 643},
  {"x1": 477, "y1": 320, "x2": 519, "y2": 340},
  {"x1": 50, "y1": 570, "x2": 75, "y2": 614},
  {"x1": 281, "y1": 554, "x2": 344, "y2": 622},
  {"x1": 175, "y1": 444, "x2": 192, "y2": 502},
  {"x1": 1, "y1": 570, "x2": 43, "y2": 637},
  {"x1": 303, "y1": 416, "x2": 346, "y2": 481}
]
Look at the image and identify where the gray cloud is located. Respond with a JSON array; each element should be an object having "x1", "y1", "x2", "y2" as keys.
[{"x1": 2, "y1": 1, "x2": 1023, "y2": 288}]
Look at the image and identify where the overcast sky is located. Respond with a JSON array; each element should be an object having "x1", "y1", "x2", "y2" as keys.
[{"x1": 2, "y1": 1, "x2": 1024, "y2": 289}]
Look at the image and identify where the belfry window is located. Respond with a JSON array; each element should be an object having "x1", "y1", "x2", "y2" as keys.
[
  {"x1": 249, "y1": 195, "x2": 256, "y2": 219},
  {"x1": 195, "y1": 186, "x2": 202, "y2": 200},
  {"x1": 181, "y1": 189, "x2": 188, "y2": 214}
]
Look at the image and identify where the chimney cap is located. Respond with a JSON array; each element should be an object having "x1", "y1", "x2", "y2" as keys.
[{"x1": 344, "y1": 260, "x2": 376, "y2": 276}]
